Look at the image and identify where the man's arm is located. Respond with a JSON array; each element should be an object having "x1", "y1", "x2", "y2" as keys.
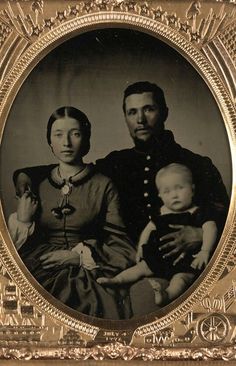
[
  {"x1": 15, "y1": 172, "x2": 32, "y2": 197},
  {"x1": 95, "y1": 152, "x2": 119, "y2": 179},
  {"x1": 14, "y1": 165, "x2": 56, "y2": 196},
  {"x1": 193, "y1": 156, "x2": 229, "y2": 232}
]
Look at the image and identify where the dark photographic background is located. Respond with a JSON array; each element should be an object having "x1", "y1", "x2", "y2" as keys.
[{"x1": 0, "y1": 28, "x2": 232, "y2": 219}]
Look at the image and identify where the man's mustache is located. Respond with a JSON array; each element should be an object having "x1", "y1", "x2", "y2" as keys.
[{"x1": 135, "y1": 126, "x2": 152, "y2": 132}]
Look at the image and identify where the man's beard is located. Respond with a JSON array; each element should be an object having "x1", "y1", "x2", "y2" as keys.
[{"x1": 133, "y1": 132, "x2": 164, "y2": 152}]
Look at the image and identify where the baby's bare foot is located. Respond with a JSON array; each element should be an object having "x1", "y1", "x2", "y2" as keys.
[
  {"x1": 148, "y1": 280, "x2": 169, "y2": 305},
  {"x1": 97, "y1": 277, "x2": 116, "y2": 286},
  {"x1": 97, "y1": 277, "x2": 109, "y2": 284},
  {"x1": 154, "y1": 290, "x2": 162, "y2": 305},
  {"x1": 155, "y1": 289, "x2": 169, "y2": 305}
]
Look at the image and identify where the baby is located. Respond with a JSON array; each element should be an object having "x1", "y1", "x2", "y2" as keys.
[{"x1": 97, "y1": 163, "x2": 218, "y2": 305}]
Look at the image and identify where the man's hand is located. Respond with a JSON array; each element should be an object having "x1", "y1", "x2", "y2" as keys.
[
  {"x1": 40, "y1": 250, "x2": 81, "y2": 269},
  {"x1": 17, "y1": 192, "x2": 38, "y2": 224},
  {"x1": 16, "y1": 172, "x2": 32, "y2": 197},
  {"x1": 191, "y1": 250, "x2": 210, "y2": 270},
  {"x1": 159, "y1": 225, "x2": 203, "y2": 263}
]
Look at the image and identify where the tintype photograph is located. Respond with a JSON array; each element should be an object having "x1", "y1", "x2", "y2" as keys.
[
  {"x1": 0, "y1": 27, "x2": 231, "y2": 321},
  {"x1": 0, "y1": 0, "x2": 236, "y2": 361}
]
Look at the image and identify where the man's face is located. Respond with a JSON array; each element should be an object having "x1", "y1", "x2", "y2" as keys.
[{"x1": 124, "y1": 92, "x2": 164, "y2": 142}]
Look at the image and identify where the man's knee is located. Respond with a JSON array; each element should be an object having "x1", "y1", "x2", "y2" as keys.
[{"x1": 129, "y1": 278, "x2": 163, "y2": 317}]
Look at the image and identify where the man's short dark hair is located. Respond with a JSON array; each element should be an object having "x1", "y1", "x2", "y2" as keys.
[{"x1": 123, "y1": 81, "x2": 168, "y2": 122}]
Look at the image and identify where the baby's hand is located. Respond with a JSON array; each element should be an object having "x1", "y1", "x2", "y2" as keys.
[
  {"x1": 191, "y1": 250, "x2": 210, "y2": 270},
  {"x1": 17, "y1": 192, "x2": 38, "y2": 224}
]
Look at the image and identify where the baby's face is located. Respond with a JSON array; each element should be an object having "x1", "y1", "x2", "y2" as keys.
[{"x1": 157, "y1": 172, "x2": 194, "y2": 212}]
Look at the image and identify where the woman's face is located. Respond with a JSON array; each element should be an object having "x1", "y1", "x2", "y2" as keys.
[{"x1": 50, "y1": 117, "x2": 84, "y2": 164}]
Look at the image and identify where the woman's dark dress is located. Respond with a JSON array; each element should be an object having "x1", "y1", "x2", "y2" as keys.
[
  {"x1": 142, "y1": 209, "x2": 210, "y2": 280},
  {"x1": 18, "y1": 165, "x2": 135, "y2": 319}
]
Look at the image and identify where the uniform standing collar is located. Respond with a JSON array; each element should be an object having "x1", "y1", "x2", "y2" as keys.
[{"x1": 133, "y1": 130, "x2": 175, "y2": 154}]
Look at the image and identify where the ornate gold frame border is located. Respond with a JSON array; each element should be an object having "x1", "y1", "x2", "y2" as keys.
[{"x1": 0, "y1": 0, "x2": 236, "y2": 361}]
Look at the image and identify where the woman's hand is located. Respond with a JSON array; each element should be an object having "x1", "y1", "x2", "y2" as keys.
[
  {"x1": 40, "y1": 250, "x2": 81, "y2": 269},
  {"x1": 17, "y1": 192, "x2": 38, "y2": 224},
  {"x1": 159, "y1": 225, "x2": 203, "y2": 264}
]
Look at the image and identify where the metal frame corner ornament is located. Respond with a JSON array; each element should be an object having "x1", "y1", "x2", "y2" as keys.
[{"x1": 0, "y1": 0, "x2": 236, "y2": 361}]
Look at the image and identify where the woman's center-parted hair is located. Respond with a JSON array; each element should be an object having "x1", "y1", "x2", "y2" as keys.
[
  {"x1": 47, "y1": 106, "x2": 91, "y2": 157},
  {"x1": 155, "y1": 163, "x2": 193, "y2": 190}
]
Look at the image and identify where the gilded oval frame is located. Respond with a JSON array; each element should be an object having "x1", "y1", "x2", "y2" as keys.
[{"x1": 0, "y1": 0, "x2": 236, "y2": 361}]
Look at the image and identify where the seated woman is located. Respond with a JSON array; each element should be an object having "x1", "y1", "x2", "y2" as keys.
[{"x1": 8, "y1": 106, "x2": 136, "y2": 320}]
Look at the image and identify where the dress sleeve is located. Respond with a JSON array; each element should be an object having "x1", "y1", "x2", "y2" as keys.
[
  {"x1": 97, "y1": 180, "x2": 136, "y2": 274},
  {"x1": 8, "y1": 213, "x2": 35, "y2": 250}
]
